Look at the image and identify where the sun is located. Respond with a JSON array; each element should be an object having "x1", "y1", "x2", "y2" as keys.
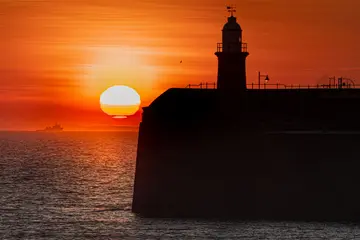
[{"x1": 100, "y1": 85, "x2": 141, "y2": 118}]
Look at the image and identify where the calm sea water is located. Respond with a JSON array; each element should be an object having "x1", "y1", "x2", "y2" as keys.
[{"x1": 1, "y1": 131, "x2": 360, "y2": 239}]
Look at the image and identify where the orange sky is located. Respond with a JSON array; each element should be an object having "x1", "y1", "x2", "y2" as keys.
[{"x1": 2, "y1": 0, "x2": 360, "y2": 130}]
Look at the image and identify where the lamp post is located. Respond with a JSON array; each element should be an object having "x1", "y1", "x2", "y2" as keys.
[{"x1": 258, "y1": 71, "x2": 270, "y2": 89}]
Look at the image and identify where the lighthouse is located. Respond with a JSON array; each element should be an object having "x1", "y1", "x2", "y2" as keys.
[{"x1": 215, "y1": 7, "x2": 249, "y2": 91}]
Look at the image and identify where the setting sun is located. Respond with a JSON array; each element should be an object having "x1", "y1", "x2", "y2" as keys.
[{"x1": 100, "y1": 85, "x2": 141, "y2": 118}]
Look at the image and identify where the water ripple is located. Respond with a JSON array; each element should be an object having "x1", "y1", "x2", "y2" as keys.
[{"x1": 1, "y1": 131, "x2": 360, "y2": 239}]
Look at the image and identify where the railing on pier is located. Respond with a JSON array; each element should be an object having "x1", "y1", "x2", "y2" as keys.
[
  {"x1": 248, "y1": 83, "x2": 360, "y2": 89},
  {"x1": 185, "y1": 82, "x2": 360, "y2": 90},
  {"x1": 216, "y1": 42, "x2": 248, "y2": 53},
  {"x1": 185, "y1": 82, "x2": 217, "y2": 89}
]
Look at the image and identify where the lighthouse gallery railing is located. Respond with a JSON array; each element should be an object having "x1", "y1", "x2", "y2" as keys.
[{"x1": 216, "y1": 43, "x2": 248, "y2": 53}]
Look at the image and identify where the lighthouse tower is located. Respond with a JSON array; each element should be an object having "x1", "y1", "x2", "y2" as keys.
[{"x1": 215, "y1": 7, "x2": 249, "y2": 91}]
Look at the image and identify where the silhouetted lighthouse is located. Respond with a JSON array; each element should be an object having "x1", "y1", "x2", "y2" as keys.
[{"x1": 215, "y1": 7, "x2": 249, "y2": 91}]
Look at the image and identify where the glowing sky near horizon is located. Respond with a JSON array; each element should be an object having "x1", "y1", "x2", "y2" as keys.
[{"x1": 2, "y1": 0, "x2": 360, "y2": 130}]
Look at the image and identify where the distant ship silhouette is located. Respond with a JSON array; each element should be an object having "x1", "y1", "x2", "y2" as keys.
[
  {"x1": 132, "y1": 6, "x2": 360, "y2": 222},
  {"x1": 37, "y1": 123, "x2": 63, "y2": 132}
]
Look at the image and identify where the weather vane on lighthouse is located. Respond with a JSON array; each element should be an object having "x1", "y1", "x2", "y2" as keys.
[{"x1": 226, "y1": 5, "x2": 236, "y2": 17}]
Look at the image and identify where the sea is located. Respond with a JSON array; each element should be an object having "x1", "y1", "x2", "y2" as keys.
[{"x1": 1, "y1": 131, "x2": 360, "y2": 240}]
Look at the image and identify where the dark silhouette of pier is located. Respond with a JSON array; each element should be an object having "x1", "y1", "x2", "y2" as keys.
[{"x1": 132, "y1": 7, "x2": 360, "y2": 221}]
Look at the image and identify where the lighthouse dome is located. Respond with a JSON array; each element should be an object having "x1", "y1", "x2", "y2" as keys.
[{"x1": 223, "y1": 16, "x2": 241, "y2": 31}]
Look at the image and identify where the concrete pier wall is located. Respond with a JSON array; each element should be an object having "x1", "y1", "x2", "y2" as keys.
[{"x1": 132, "y1": 88, "x2": 360, "y2": 221}]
